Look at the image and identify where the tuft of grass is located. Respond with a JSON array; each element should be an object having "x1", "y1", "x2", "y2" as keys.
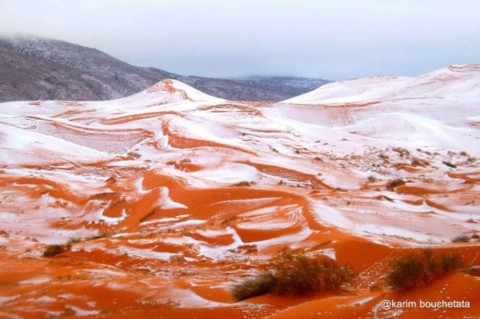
[
  {"x1": 386, "y1": 179, "x2": 406, "y2": 190},
  {"x1": 368, "y1": 176, "x2": 377, "y2": 183},
  {"x1": 387, "y1": 250, "x2": 462, "y2": 290},
  {"x1": 232, "y1": 254, "x2": 355, "y2": 301}
]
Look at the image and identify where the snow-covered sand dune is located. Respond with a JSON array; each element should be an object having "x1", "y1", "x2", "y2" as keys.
[{"x1": 0, "y1": 65, "x2": 479, "y2": 318}]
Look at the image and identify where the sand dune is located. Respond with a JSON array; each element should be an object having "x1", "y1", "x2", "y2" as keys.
[{"x1": 0, "y1": 65, "x2": 479, "y2": 318}]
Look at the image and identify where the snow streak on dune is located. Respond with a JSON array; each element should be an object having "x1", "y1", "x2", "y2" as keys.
[{"x1": 0, "y1": 66, "x2": 479, "y2": 319}]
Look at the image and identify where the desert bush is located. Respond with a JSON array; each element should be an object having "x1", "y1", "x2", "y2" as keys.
[
  {"x1": 392, "y1": 147, "x2": 410, "y2": 157},
  {"x1": 410, "y1": 158, "x2": 430, "y2": 167},
  {"x1": 232, "y1": 254, "x2": 355, "y2": 301},
  {"x1": 442, "y1": 161, "x2": 457, "y2": 168},
  {"x1": 387, "y1": 250, "x2": 462, "y2": 290},
  {"x1": 452, "y1": 235, "x2": 470, "y2": 243},
  {"x1": 43, "y1": 244, "x2": 69, "y2": 257},
  {"x1": 232, "y1": 181, "x2": 254, "y2": 187},
  {"x1": 232, "y1": 272, "x2": 276, "y2": 301},
  {"x1": 386, "y1": 179, "x2": 406, "y2": 190},
  {"x1": 368, "y1": 176, "x2": 377, "y2": 183}
]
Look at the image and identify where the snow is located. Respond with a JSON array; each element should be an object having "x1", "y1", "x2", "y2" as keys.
[
  {"x1": 337, "y1": 112, "x2": 479, "y2": 154},
  {"x1": 284, "y1": 64, "x2": 480, "y2": 104},
  {"x1": 156, "y1": 287, "x2": 227, "y2": 308},
  {"x1": 309, "y1": 200, "x2": 454, "y2": 243},
  {"x1": 0, "y1": 122, "x2": 107, "y2": 165},
  {"x1": 66, "y1": 305, "x2": 100, "y2": 316},
  {"x1": 82, "y1": 242, "x2": 176, "y2": 261},
  {"x1": 157, "y1": 187, "x2": 188, "y2": 209},
  {"x1": 98, "y1": 209, "x2": 127, "y2": 225},
  {"x1": 317, "y1": 248, "x2": 336, "y2": 260},
  {"x1": 0, "y1": 295, "x2": 19, "y2": 306},
  {"x1": 35, "y1": 296, "x2": 56, "y2": 303},
  {"x1": 348, "y1": 295, "x2": 377, "y2": 306},
  {"x1": 468, "y1": 116, "x2": 480, "y2": 124},
  {"x1": 0, "y1": 65, "x2": 479, "y2": 319},
  {"x1": 0, "y1": 311, "x2": 22, "y2": 319},
  {"x1": 196, "y1": 227, "x2": 244, "y2": 260},
  {"x1": 101, "y1": 79, "x2": 225, "y2": 113},
  {"x1": 0, "y1": 65, "x2": 479, "y2": 283},
  {"x1": 284, "y1": 76, "x2": 410, "y2": 104},
  {"x1": 190, "y1": 163, "x2": 259, "y2": 184},
  {"x1": 20, "y1": 276, "x2": 51, "y2": 285}
]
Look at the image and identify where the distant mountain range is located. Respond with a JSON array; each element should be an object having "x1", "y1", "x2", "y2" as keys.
[{"x1": 0, "y1": 36, "x2": 329, "y2": 102}]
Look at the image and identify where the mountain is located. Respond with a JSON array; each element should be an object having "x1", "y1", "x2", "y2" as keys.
[
  {"x1": 1, "y1": 65, "x2": 479, "y2": 318},
  {"x1": 245, "y1": 75, "x2": 330, "y2": 90},
  {"x1": 0, "y1": 36, "x2": 329, "y2": 102}
]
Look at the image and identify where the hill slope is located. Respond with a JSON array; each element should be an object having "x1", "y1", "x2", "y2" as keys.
[
  {"x1": 284, "y1": 64, "x2": 480, "y2": 104},
  {"x1": 0, "y1": 36, "x2": 329, "y2": 102}
]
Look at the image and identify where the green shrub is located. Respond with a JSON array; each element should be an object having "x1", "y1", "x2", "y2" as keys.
[
  {"x1": 232, "y1": 254, "x2": 355, "y2": 301},
  {"x1": 387, "y1": 250, "x2": 462, "y2": 290}
]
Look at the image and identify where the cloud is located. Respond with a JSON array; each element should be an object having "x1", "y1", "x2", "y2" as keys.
[{"x1": 1, "y1": 0, "x2": 479, "y2": 79}]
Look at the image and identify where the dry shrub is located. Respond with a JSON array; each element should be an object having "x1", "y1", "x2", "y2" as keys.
[
  {"x1": 386, "y1": 179, "x2": 406, "y2": 190},
  {"x1": 387, "y1": 250, "x2": 462, "y2": 290},
  {"x1": 452, "y1": 235, "x2": 470, "y2": 243},
  {"x1": 232, "y1": 272, "x2": 276, "y2": 301},
  {"x1": 410, "y1": 157, "x2": 430, "y2": 167},
  {"x1": 43, "y1": 244, "x2": 70, "y2": 257},
  {"x1": 392, "y1": 147, "x2": 410, "y2": 157},
  {"x1": 232, "y1": 254, "x2": 355, "y2": 301},
  {"x1": 442, "y1": 161, "x2": 457, "y2": 168}
]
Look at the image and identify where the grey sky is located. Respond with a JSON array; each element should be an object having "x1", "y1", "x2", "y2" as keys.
[{"x1": 1, "y1": 0, "x2": 479, "y2": 80}]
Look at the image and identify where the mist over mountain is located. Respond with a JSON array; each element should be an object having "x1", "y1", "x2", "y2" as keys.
[{"x1": 0, "y1": 36, "x2": 329, "y2": 102}]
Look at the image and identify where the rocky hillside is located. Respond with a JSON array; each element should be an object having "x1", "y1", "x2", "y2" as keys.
[{"x1": 0, "y1": 36, "x2": 329, "y2": 102}]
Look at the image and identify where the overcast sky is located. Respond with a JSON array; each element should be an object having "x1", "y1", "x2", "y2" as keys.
[{"x1": 0, "y1": 0, "x2": 479, "y2": 80}]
